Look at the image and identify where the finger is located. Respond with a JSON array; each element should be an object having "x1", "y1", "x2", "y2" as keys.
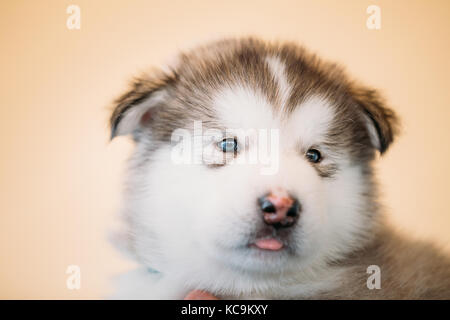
[{"x1": 184, "y1": 290, "x2": 219, "y2": 300}]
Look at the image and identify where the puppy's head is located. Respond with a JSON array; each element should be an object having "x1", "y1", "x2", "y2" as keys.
[{"x1": 111, "y1": 38, "x2": 398, "y2": 284}]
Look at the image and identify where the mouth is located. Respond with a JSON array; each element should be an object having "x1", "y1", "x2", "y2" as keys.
[
  {"x1": 249, "y1": 237, "x2": 285, "y2": 251},
  {"x1": 213, "y1": 228, "x2": 295, "y2": 271},
  {"x1": 246, "y1": 223, "x2": 295, "y2": 252}
]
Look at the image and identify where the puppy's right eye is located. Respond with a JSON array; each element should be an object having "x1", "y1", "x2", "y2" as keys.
[
  {"x1": 306, "y1": 149, "x2": 322, "y2": 163},
  {"x1": 218, "y1": 138, "x2": 239, "y2": 153}
]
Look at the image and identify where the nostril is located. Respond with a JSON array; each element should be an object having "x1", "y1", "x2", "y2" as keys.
[
  {"x1": 261, "y1": 200, "x2": 276, "y2": 213},
  {"x1": 287, "y1": 200, "x2": 301, "y2": 217}
]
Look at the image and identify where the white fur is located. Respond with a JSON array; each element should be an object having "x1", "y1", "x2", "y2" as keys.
[
  {"x1": 265, "y1": 56, "x2": 292, "y2": 114},
  {"x1": 214, "y1": 84, "x2": 277, "y2": 130}
]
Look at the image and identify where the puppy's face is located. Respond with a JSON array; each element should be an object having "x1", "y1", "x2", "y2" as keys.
[{"x1": 111, "y1": 39, "x2": 397, "y2": 278}]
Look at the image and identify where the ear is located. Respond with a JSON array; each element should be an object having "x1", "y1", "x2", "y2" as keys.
[
  {"x1": 350, "y1": 85, "x2": 399, "y2": 154},
  {"x1": 110, "y1": 71, "x2": 173, "y2": 139}
]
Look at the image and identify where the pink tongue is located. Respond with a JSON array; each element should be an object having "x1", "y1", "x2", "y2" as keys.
[{"x1": 254, "y1": 238, "x2": 283, "y2": 251}]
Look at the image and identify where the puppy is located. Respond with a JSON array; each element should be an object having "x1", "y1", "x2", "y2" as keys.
[{"x1": 109, "y1": 37, "x2": 450, "y2": 299}]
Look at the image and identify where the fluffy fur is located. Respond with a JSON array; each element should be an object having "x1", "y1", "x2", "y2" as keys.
[{"x1": 109, "y1": 37, "x2": 450, "y2": 299}]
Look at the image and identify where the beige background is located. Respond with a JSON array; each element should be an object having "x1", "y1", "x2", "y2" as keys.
[{"x1": 1, "y1": 0, "x2": 449, "y2": 299}]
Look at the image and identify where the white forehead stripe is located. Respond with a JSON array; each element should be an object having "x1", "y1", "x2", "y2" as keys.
[
  {"x1": 287, "y1": 96, "x2": 335, "y2": 147},
  {"x1": 265, "y1": 56, "x2": 292, "y2": 113}
]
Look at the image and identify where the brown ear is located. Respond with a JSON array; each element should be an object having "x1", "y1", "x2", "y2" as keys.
[
  {"x1": 110, "y1": 70, "x2": 174, "y2": 139},
  {"x1": 350, "y1": 85, "x2": 399, "y2": 154}
]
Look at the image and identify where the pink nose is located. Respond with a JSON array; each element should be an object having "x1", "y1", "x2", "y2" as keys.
[{"x1": 258, "y1": 191, "x2": 301, "y2": 228}]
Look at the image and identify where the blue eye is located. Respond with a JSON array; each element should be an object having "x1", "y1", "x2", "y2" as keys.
[
  {"x1": 306, "y1": 149, "x2": 321, "y2": 163},
  {"x1": 219, "y1": 138, "x2": 239, "y2": 153}
]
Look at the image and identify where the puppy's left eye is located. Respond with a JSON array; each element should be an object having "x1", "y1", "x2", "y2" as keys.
[
  {"x1": 218, "y1": 138, "x2": 239, "y2": 153},
  {"x1": 306, "y1": 149, "x2": 322, "y2": 163}
]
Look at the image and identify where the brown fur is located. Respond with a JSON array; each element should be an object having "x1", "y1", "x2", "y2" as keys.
[
  {"x1": 317, "y1": 222, "x2": 450, "y2": 299},
  {"x1": 111, "y1": 38, "x2": 398, "y2": 157}
]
